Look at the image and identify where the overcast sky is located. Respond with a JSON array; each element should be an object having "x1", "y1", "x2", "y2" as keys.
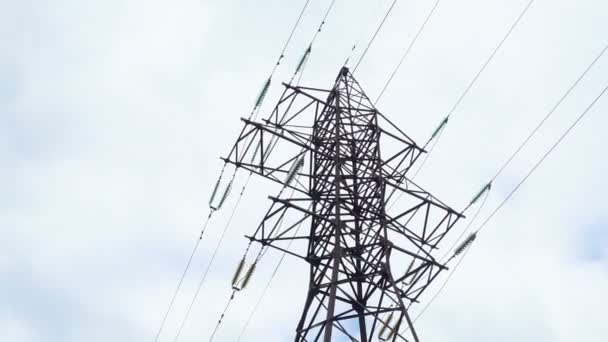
[{"x1": 2, "y1": 0, "x2": 608, "y2": 341}]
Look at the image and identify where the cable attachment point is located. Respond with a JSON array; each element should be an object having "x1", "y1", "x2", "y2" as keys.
[
  {"x1": 231, "y1": 258, "x2": 257, "y2": 291},
  {"x1": 210, "y1": 173, "x2": 234, "y2": 211},
  {"x1": 254, "y1": 77, "x2": 272, "y2": 110},
  {"x1": 429, "y1": 115, "x2": 449, "y2": 143},
  {"x1": 384, "y1": 321, "x2": 399, "y2": 341},
  {"x1": 208, "y1": 164, "x2": 227, "y2": 209},
  {"x1": 295, "y1": 45, "x2": 312, "y2": 76},
  {"x1": 452, "y1": 232, "x2": 477, "y2": 259},
  {"x1": 378, "y1": 312, "x2": 394, "y2": 339},
  {"x1": 240, "y1": 262, "x2": 257, "y2": 290},
  {"x1": 469, "y1": 181, "x2": 492, "y2": 207},
  {"x1": 285, "y1": 155, "x2": 305, "y2": 186},
  {"x1": 231, "y1": 258, "x2": 246, "y2": 288}
]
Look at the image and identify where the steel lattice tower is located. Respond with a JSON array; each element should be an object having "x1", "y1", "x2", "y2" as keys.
[{"x1": 223, "y1": 67, "x2": 462, "y2": 341}]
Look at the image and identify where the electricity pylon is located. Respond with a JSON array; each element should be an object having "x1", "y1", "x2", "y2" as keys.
[{"x1": 223, "y1": 67, "x2": 462, "y2": 341}]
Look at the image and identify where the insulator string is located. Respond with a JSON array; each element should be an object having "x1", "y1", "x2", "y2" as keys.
[
  {"x1": 172, "y1": 173, "x2": 252, "y2": 341},
  {"x1": 400, "y1": 80, "x2": 608, "y2": 334},
  {"x1": 235, "y1": 204, "x2": 311, "y2": 341},
  {"x1": 289, "y1": 0, "x2": 338, "y2": 84},
  {"x1": 188, "y1": 50, "x2": 313, "y2": 320},
  {"x1": 385, "y1": 123, "x2": 445, "y2": 212},
  {"x1": 407, "y1": 41, "x2": 608, "y2": 215},
  {"x1": 213, "y1": 0, "x2": 311, "y2": 202},
  {"x1": 415, "y1": 41, "x2": 607, "y2": 188},
  {"x1": 406, "y1": 42, "x2": 607, "y2": 216},
  {"x1": 205, "y1": 185, "x2": 304, "y2": 340},
  {"x1": 384, "y1": 182, "x2": 489, "y2": 325},
  {"x1": 392, "y1": 42, "x2": 608, "y2": 332},
  {"x1": 268, "y1": 0, "x2": 312, "y2": 78},
  {"x1": 442, "y1": 190, "x2": 489, "y2": 262}
]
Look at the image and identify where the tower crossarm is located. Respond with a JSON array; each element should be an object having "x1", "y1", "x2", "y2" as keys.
[
  {"x1": 383, "y1": 176, "x2": 464, "y2": 247},
  {"x1": 221, "y1": 119, "x2": 314, "y2": 196}
]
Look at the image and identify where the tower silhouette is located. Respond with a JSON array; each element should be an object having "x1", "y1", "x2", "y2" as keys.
[{"x1": 223, "y1": 67, "x2": 462, "y2": 341}]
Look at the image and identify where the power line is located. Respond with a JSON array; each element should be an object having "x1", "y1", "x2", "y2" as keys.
[
  {"x1": 476, "y1": 83, "x2": 608, "y2": 235},
  {"x1": 440, "y1": 189, "x2": 490, "y2": 262},
  {"x1": 409, "y1": 241, "x2": 472, "y2": 327},
  {"x1": 311, "y1": 0, "x2": 338, "y2": 44},
  {"x1": 490, "y1": 42, "x2": 608, "y2": 181},
  {"x1": 413, "y1": 0, "x2": 536, "y2": 172},
  {"x1": 152, "y1": 212, "x2": 213, "y2": 342},
  {"x1": 159, "y1": 5, "x2": 318, "y2": 336},
  {"x1": 386, "y1": 0, "x2": 536, "y2": 212},
  {"x1": 399, "y1": 43, "x2": 608, "y2": 330},
  {"x1": 179, "y1": 10, "x2": 343, "y2": 335},
  {"x1": 353, "y1": 0, "x2": 399, "y2": 73},
  {"x1": 288, "y1": 0, "x2": 338, "y2": 85},
  {"x1": 449, "y1": 0, "x2": 535, "y2": 121},
  {"x1": 402, "y1": 41, "x2": 608, "y2": 262},
  {"x1": 205, "y1": 178, "x2": 304, "y2": 340},
  {"x1": 235, "y1": 206, "x2": 309, "y2": 341},
  {"x1": 403, "y1": 79, "x2": 608, "y2": 332},
  {"x1": 268, "y1": 0, "x2": 313, "y2": 77},
  {"x1": 374, "y1": 0, "x2": 442, "y2": 105},
  {"x1": 343, "y1": 0, "x2": 387, "y2": 68},
  {"x1": 208, "y1": 289, "x2": 238, "y2": 342},
  {"x1": 386, "y1": 121, "x2": 444, "y2": 211},
  {"x1": 172, "y1": 174, "x2": 252, "y2": 341},
  {"x1": 244, "y1": 0, "x2": 312, "y2": 121}
]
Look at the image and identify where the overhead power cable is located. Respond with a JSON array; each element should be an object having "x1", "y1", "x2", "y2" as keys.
[
  {"x1": 152, "y1": 212, "x2": 214, "y2": 342},
  {"x1": 174, "y1": 146, "x2": 301, "y2": 340},
  {"x1": 440, "y1": 189, "x2": 490, "y2": 261},
  {"x1": 183, "y1": 12, "x2": 339, "y2": 333},
  {"x1": 267, "y1": 0, "x2": 312, "y2": 78},
  {"x1": 403, "y1": 79, "x2": 608, "y2": 333},
  {"x1": 382, "y1": 163, "x2": 490, "y2": 331},
  {"x1": 475, "y1": 82, "x2": 608, "y2": 235},
  {"x1": 386, "y1": 117, "x2": 445, "y2": 211},
  {"x1": 413, "y1": 0, "x2": 536, "y2": 175},
  {"x1": 253, "y1": 0, "x2": 341, "y2": 184},
  {"x1": 432, "y1": 40, "x2": 608, "y2": 251},
  {"x1": 445, "y1": 0, "x2": 536, "y2": 123},
  {"x1": 353, "y1": 0, "x2": 399, "y2": 73},
  {"x1": 374, "y1": 0, "x2": 442, "y2": 105},
  {"x1": 490, "y1": 42, "x2": 608, "y2": 181},
  {"x1": 401, "y1": 41, "x2": 608, "y2": 257},
  {"x1": 402, "y1": 42, "x2": 608, "y2": 329},
  {"x1": 289, "y1": 0, "x2": 338, "y2": 84},
  {"x1": 388, "y1": 0, "x2": 535, "y2": 210},
  {"x1": 153, "y1": 161, "x2": 231, "y2": 342},
  {"x1": 343, "y1": 0, "x2": 387, "y2": 68},
  {"x1": 235, "y1": 205, "x2": 310, "y2": 341},
  {"x1": 208, "y1": 289, "x2": 238, "y2": 342},
  {"x1": 245, "y1": 0, "x2": 312, "y2": 123},
  {"x1": 207, "y1": 184, "x2": 305, "y2": 341},
  {"x1": 172, "y1": 174, "x2": 252, "y2": 342},
  {"x1": 156, "y1": 4, "x2": 314, "y2": 339}
]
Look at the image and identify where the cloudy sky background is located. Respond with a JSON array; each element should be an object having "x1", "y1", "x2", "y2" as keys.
[{"x1": 2, "y1": 0, "x2": 608, "y2": 341}]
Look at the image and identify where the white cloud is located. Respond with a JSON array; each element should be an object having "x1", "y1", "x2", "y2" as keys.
[{"x1": 2, "y1": 0, "x2": 607, "y2": 341}]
